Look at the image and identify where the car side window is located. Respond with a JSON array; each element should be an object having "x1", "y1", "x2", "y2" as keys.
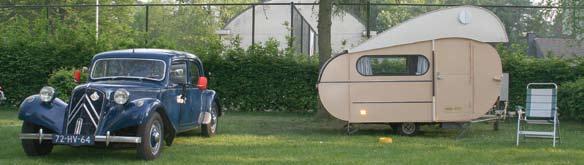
[
  {"x1": 170, "y1": 61, "x2": 187, "y2": 85},
  {"x1": 189, "y1": 61, "x2": 200, "y2": 84}
]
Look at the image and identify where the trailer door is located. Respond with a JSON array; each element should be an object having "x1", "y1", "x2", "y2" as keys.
[{"x1": 434, "y1": 39, "x2": 474, "y2": 121}]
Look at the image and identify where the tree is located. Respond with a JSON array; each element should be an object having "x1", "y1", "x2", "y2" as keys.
[
  {"x1": 316, "y1": 0, "x2": 333, "y2": 118},
  {"x1": 317, "y1": 0, "x2": 333, "y2": 68}
]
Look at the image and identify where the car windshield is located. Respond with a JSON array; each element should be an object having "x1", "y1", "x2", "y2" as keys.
[{"x1": 91, "y1": 58, "x2": 166, "y2": 81}]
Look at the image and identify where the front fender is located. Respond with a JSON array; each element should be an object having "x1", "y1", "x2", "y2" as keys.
[
  {"x1": 18, "y1": 95, "x2": 67, "y2": 134},
  {"x1": 97, "y1": 98, "x2": 166, "y2": 135}
]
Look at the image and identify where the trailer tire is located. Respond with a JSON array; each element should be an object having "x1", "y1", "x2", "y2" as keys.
[{"x1": 397, "y1": 123, "x2": 420, "y2": 136}]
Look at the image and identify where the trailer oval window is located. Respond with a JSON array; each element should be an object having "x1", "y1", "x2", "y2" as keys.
[{"x1": 357, "y1": 55, "x2": 429, "y2": 76}]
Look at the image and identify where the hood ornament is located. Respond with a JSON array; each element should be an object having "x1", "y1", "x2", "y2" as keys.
[{"x1": 90, "y1": 92, "x2": 100, "y2": 101}]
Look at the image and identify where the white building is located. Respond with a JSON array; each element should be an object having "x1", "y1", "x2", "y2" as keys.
[{"x1": 218, "y1": 0, "x2": 371, "y2": 55}]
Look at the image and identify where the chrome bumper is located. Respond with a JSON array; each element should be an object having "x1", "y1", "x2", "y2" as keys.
[{"x1": 20, "y1": 132, "x2": 141, "y2": 145}]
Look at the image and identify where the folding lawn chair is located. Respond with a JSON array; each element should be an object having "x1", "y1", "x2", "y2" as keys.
[{"x1": 516, "y1": 83, "x2": 560, "y2": 147}]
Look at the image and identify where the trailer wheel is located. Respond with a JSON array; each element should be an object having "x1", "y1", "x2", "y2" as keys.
[{"x1": 397, "y1": 123, "x2": 420, "y2": 136}]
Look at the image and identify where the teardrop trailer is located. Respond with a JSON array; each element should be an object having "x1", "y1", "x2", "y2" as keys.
[{"x1": 318, "y1": 6, "x2": 508, "y2": 135}]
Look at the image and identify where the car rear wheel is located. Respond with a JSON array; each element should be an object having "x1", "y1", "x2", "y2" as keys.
[
  {"x1": 137, "y1": 111, "x2": 164, "y2": 160},
  {"x1": 396, "y1": 122, "x2": 420, "y2": 136},
  {"x1": 21, "y1": 122, "x2": 53, "y2": 156},
  {"x1": 202, "y1": 102, "x2": 219, "y2": 137}
]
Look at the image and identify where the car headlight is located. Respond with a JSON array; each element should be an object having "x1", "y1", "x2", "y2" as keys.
[
  {"x1": 39, "y1": 86, "x2": 55, "y2": 102},
  {"x1": 114, "y1": 88, "x2": 130, "y2": 105}
]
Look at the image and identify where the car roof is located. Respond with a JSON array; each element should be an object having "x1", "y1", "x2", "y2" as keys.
[{"x1": 93, "y1": 49, "x2": 199, "y2": 61}]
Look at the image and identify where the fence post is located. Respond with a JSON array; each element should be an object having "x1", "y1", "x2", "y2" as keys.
[
  {"x1": 252, "y1": 4, "x2": 255, "y2": 45},
  {"x1": 46, "y1": 5, "x2": 50, "y2": 34},
  {"x1": 145, "y1": 5, "x2": 149, "y2": 45},
  {"x1": 366, "y1": 1, "x2": 371, "y2": 38},
  {"x1": 290, "y1": 2, "x2": 294, "y2": 41},
  {"x1": 95, "y1": 0, "x2": 99, "y2": 43},
  {"x1": 300, "y1": 16, "x2": 304, "y2": 54}
]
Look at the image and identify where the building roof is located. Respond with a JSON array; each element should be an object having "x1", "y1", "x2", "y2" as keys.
[
  {"x1": 534, "y1": 38, "x2": 584, "y2": 58},
  {"x1": 349, "y1": 6, "x2": 508, "y2": 53}
]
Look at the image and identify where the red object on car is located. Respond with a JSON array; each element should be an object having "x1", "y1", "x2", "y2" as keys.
[
  {"x1": 197, "y1": 76, "x2": 208, "y2": 90},
  {"x1": 73, "y1": 70, "x2": 81, "y2": 82}
]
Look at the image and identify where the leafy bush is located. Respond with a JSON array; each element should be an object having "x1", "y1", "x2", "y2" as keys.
[
  {"x1": 499, "y1": 44, "x2": 584, "y2": 120},
  {"x1": 47, "y1": 68, "x2": 88, "y2": 102},
  {"x1": 204, "y1": 39, "x2": 319, "y2": 112},
  {"x1": 558, "y1": 78, "x2": 584, "y2": 121}
]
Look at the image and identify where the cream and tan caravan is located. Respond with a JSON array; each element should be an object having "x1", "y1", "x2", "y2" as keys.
[{"x1": 318, "y1": 6, "x2": 508, "y2": 135}]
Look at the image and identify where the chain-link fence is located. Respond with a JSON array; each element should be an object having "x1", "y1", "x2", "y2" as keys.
[{"x1": 0, "y1": 2, "x2": 582, "y2": 56}]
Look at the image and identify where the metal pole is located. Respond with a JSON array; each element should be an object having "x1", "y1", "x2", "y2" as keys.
[
  {"x1": 300, "y1": 19, "x2": 304, "y2": 54},
  {"x1": 145, "y1": 5, "x2": 149, "y2": 45},
  {"x1": 95, "y1": 0, "x2": 99, "y2": 42},
  {"x1": 366, "y1": 1, "x2": 371, "y2": 38},
  {"x1": 252, "y1": 4, "x2": 255, "y2": 45},
  {"x1": 290, "y1": 2, "x2": 294, "y2": 43},
  {"x1": 46, "y1": 5, "x2": 50, "y2": 33}
]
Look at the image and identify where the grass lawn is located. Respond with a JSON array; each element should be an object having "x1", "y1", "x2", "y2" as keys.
[{"x1": 0, "y1": 106, "x2": 583, "y2": 164}]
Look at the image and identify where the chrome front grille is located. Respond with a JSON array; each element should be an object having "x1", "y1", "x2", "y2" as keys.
[{"x1": 65, "y1": 88, "x2": 105, "y2": 135}]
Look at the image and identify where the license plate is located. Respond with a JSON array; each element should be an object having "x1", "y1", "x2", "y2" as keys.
[{"x1": 53, "y1": 134, "x2": 94, "y2": 145}]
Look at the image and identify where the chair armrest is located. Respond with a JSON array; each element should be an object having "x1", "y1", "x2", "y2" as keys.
[{"x1": 516, "y1": 107, "x2": 525, "y2": 120}]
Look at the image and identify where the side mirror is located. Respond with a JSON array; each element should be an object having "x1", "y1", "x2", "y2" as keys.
[
  {"x1": 197, "y1": 76, "x2": 208, "y2": 90},
  {"x1": 73, "y1": 70, "x2": 81, "y2": 83}
]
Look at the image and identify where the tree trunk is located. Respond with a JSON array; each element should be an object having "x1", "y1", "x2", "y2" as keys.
[
  {"x1": 317, "y1": 0, "x2": 333, "y2": 68},
  {"x1": 316, "y1": 0, "x2": 335, "y2": 119}
]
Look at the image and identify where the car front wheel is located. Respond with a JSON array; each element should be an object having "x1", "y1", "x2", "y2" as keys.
[
  {"x1": 137, "y1": 111, "x2": 164, "y2": 160},
  {"x1": 21, "y1": 122, "x2": 53, "y2": 156},
  {"x1": 202, "y1": 102, "x2": 219, "y2": 137}
]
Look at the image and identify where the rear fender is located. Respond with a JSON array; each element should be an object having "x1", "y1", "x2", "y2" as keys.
[
  {"x1": 18, "y1": 95, "x2": 67, "y2": 134},
  {"x1": 201, "y1": 90, "x2": 221, "y2": 118}
]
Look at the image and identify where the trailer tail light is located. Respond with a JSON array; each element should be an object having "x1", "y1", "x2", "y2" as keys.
[{"x1": 360, "y1": 109, "x2": 367, "y2": 116}]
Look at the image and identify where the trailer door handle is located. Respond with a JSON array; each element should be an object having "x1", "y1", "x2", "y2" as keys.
[
  {"x1": 493, "y1": 75, "x2": 502, "y2": 81},
  {"x1": 436, "y1": 72, "x2": 443, "y2": 80}
]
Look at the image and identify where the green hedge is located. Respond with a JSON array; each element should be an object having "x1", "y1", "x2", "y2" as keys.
[
  {"x1": 499, "y1": 44, "x2": 584, "y2": 120},
  {"x1": 558, "y1": 77, "x2": 584, "y2": 121},
  {"x1": 205, "y1": 42, "x2": 319, "y2": 112}
]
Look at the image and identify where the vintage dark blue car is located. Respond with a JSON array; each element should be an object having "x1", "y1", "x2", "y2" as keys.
[{"x1": 18, "y1": 49, "x2": 222, "y2": 160}]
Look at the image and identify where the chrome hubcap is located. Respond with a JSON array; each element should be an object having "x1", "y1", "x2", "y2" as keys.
[
  {"x1": 402, "y1": 123, "x2": 416, "y2": 134},
  {"x1": 149, "y1": 121, "x2": 162, "y2": 155}
]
